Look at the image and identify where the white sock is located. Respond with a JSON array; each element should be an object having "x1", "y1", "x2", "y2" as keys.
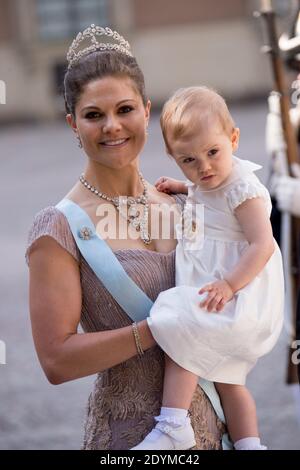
[
  {"x1": 234, "y1": 437, "x2": 267, "y2": 450},
  {"x1": 155, "y1": 407, "x2": 189, "y2": 427}
]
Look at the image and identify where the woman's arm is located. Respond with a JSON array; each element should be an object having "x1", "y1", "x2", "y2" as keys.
[{"x1": 29, "y1": 237, "x2": 155, "y2": 385}]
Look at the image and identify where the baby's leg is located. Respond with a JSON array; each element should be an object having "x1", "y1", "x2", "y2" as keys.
[
  {"x1": 215, "y1": 382, "x2": 266, "y2": 450},
  {"x1": 162, "y1": 354, "x2": 199, "y2": 409},
  {"x1": 131, "y1": 355, "x2": 198, "y2": 450}
]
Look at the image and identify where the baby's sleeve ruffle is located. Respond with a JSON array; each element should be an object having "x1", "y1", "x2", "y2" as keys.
[
  {"x1": 225, "y1": 180, "x2": 272, "y2": 215},
  {"x1": 25, "y1": 206, "x2": 80, "y2": 266}
]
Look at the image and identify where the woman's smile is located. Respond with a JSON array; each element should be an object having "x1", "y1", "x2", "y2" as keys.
[{"x1": 99, "y1": 137, "x2": 130, "y2": 148}]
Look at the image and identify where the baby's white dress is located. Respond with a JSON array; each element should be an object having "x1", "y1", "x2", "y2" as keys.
[{"x1": 147, "y1": 157, "x2": 284, "y2": 385}]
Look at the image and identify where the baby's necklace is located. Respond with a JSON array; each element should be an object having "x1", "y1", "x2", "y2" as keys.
[{"x1": 79, "y1": 172, "x2": 152, "y2": 245}]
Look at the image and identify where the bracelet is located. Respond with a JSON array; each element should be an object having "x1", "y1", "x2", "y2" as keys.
[{"x1": 132, "y1": 322, "x2": 144, "y2": 356}]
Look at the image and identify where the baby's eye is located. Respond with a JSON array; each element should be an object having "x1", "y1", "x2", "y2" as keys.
[
  {"x1": 208, "y1": 149, "x2": 218, "y2": 157},
  {"x1": 183, "y1": 157, "x2": 195, "y2": 164},
  {"x1": 118, "y1": 105, "x2": 134, "y2": 113}
]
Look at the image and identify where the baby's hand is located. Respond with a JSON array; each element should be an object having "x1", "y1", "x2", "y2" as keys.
[
  {"x1": 155, "y1": 177, "x2": 187, "y2": 194},
  {"x1": 199, "y1": 280, "x2": 234, "y2": 313}
]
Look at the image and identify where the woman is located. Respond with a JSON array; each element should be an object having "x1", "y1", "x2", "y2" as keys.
[{"x1": 26, "y1": 25, "x2": 225, "y2": 450}]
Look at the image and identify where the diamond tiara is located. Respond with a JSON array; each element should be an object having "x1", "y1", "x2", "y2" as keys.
[{"x1": 67, "y1": 25, "x2": 133, "y2": 69}]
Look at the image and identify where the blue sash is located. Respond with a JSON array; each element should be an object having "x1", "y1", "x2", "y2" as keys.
[{"x1": 56, "y1": 198, "x2": 232, "y2": 450}]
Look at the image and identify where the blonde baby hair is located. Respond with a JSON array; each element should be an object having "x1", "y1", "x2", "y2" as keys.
[{"x1": 160, "y1": 86, "x2": 235, "y2": 154}]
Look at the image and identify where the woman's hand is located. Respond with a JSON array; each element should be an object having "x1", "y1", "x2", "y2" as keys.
[
  {"x1": 198, "y1": 280, "x2": 234, "y2": 313},
  {"x1": 155, "y1": 176, "x2": 188, "y2": 194}
]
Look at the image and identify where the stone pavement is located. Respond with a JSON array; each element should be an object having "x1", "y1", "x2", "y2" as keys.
[{"x1": 0, "y1": 101, "x2": 299, "y2": 449}]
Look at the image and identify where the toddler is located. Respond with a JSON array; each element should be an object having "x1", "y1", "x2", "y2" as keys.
[{"x1": 132, "y1": 87, "x2": 284, "y2": 450}]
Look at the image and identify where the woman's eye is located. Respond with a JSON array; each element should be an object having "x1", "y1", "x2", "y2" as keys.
[
  {"x1": 208, "y1": 149, "x2": 218, "y2": 157},
  {"x1": 86, "y1": 112, "x2": 102, "y2": 119},
  {"x1": 118, "y1": 105, "x2": 134, "y2": 113},
  {"x1": 183, "y1": 157, "x2": 195, "y2": 164}
]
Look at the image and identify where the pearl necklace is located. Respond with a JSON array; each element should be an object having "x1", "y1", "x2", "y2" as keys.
[{"x1": 79, "y1": 172, "x2": 152, "y2": 245}]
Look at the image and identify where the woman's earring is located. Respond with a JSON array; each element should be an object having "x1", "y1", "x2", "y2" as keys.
[{"x1": 76, "y1": 133, "x2": 82, "y2": 148}]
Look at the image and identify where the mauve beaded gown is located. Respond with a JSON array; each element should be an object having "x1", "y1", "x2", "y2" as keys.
[{"x1": 26, "y1": 195, "x2": 225, "y2": 450}]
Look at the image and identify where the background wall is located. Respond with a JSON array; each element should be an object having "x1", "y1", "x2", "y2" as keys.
[{"x1": 0, "y1": 0, "x2": 292, "y2": 122}]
